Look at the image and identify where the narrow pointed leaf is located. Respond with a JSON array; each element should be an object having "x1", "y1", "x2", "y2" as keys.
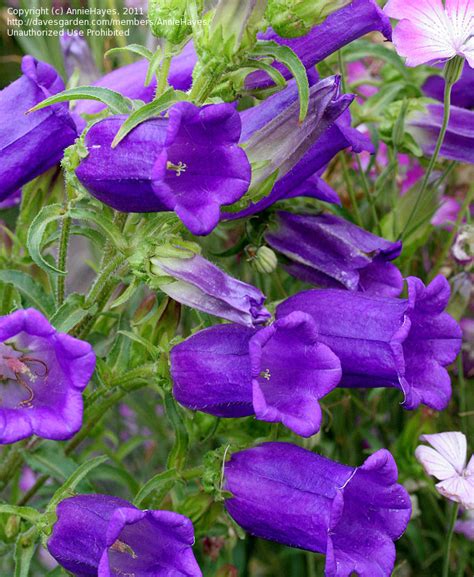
[
  {"x1": 251, "y1": 41, "x2": 309, "y2": 122},
  {"x1": 28, "y1": 87, "x2": 133, "y2": 115}
]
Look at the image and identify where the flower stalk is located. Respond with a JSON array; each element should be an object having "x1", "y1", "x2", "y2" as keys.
[
  {"x1": 400, "y1": 56, "x2": 464, "y2": 240},
  {"x1": 443, "y1": 502, "x2": 459, "y2": 577}
]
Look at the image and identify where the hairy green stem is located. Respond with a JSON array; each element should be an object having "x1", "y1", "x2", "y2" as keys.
[
  {"x1": 100, "y1": 211, "x2": 128, "y2": 269},
  {"x1": 189, "y1": 72, "x2": 218, "y2": 104},
  {"x1": 56, "y1": 214, "x2": 71, "y2": 306},
  {"x1": 156, "y1": 46, "x2": 171, "y2": 98},
  {"x1": 84, "y1": 253, "x2": 126, "y2": 309},
  {"x1": 442, "y1": 502, "x2": 459, "y2": 577},
  {"x1": 72, "y1": 254, "x2": 128, "y2": 339}
]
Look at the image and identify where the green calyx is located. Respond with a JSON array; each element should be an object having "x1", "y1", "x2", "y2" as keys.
[
  {"x1": 443, "y1": 55, "x2": 465, "y2": 87},
  {"x1": 130, "y1": 238, "x2": 200, "y2": 289},
  {"x1": 265, "y1": 0, "x2": 351, "y2": 38},
  {"x1": 194, "y1": 0, "x2": 267, "y2": 75}
]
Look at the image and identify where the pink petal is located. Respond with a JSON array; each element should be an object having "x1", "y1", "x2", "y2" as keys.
[
  {"x1": 385, "y1": 0, "x2": 463, "y2": 66},
  {"x1": 392, "y1": 19, "x2": 457, "y2": 66},
  {"x1": 385, "y1": 0, "x2": 446, "y2": 25}
]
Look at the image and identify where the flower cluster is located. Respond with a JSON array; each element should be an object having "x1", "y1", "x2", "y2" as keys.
[{"x1": 0, "y1": 0, "x2": 470, "y2": 576}]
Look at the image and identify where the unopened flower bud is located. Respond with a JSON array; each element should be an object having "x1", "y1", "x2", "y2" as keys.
[
  {"x1": 195, "y1": 0, "x2": 267, "y2": 72},
  {"x1": 247, "y1": 245, "x2": 278, "y2": 274},
  {"x1": 266, "y1": 0, "x2": 351, "y2": 38},
  {"x1": 148, "y1": 0, "x2": 202, "y2": 45},
  {"x1": 131, "y1": 238, "x2": 271, "y2": 327}
]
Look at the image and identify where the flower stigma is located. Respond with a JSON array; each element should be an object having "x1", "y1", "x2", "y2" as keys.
[{"x1": 166, "y1": 161, "x2": 187, "y2": 176}]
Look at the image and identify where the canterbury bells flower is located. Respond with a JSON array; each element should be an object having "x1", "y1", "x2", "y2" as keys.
[
  {"x1": 224, "y1": 442, "x2": 411, "y2": 577},
  {"x1": 76, "y1": 101, "x2": 251, "y2": 235}
]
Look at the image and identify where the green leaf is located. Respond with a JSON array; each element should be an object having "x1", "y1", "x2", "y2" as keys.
[
  {"x1": 0, "y1": 506, "x2": 40, "y2": 524},
  {"x1": 242, "y1": 58, "x2": 287, "y2": 88},
  {"x1": 23, "y1": 448, "x2": 77, "y2": 482},
  {"x1": 111, "y1": 89, "x2": 188, "y2": 147},
  {"x1": 251, "y1": 41, "x2": 309, "y2": 122},
  {"x1": 46, "y1": 456, "x2": 109, "y2": 515},
  {"x1": 145, "y1": 48, "x2": 163, "y2": 86},
  {"x1": 17, "y1": 171, "x2": 57, "y2": 246},
  {"x1": 110, "y1": 278, "x2": 140, "y2": 309},
  {"x1": 133, "y1": 469, "x2": 178, "y2": 507},
  {"x1": 26, "y1": 204, "x2": 66, "y2": 275},
  {"x1": 105, "y1": 44, "x2": 153, "y2": 61},
  {"x1": 67, "y1": 207, "x2": 128, "y2": 253},
  {"x1": 45, "y1": 224, "x2": 107, "y2": 251},
  {"x1": 360, "y1": 82, "x2": 408, "y2": 123},
  {"x1": 28, "y1": 87, "x2": 133, "y2": 115},
  {"x1": 164, "y1": 392, "x2": 189, "y2": 471},
  {"x1": 50, "y1": 293, "x2": 97, "y2": 333},
  {"x1": 0, "y1": 270, "x2": 54, "y2": 316},
  {"x1": 118, "y1": 330, "x2": 160, "y2": 359}
]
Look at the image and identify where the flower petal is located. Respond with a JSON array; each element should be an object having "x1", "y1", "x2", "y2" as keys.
[
  {"x1": 446, "y1": 0, "x2": 474, "y2": 49},
  {"x1": 436, "y1": 476, "x2": 474, "y2": 509},
  {"x1": 385, "y1": 0, "x2": 458, "y2": 66},
  {"x1": 420, "y1": 432, "x2": 467, "y2": 473},
  {"x1": 249, "y1": 312, "x2": 341, "y2": 437},
  {"x1": 415, "y1": 445, "x2": 459, "y2": 481}
]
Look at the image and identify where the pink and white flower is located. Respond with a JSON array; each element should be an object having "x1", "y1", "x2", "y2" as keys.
[
  {"x1": 415, "y1": 432, "x2": 474, "y2": 509},
  {"x1": 384, "y1": 0, "x2": 474, "y2": 67}
]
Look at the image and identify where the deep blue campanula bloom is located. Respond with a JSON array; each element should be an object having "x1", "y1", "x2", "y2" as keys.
[
  {"x1": 224, "y1": 442, "x2": 411, "y2": 577},
  {"x1": 48, "y1": 494, "x2": 202, "y2": 577}
]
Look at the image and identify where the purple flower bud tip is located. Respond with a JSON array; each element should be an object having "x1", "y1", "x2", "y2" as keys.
[
  {"x1": 171, "y1": 311, "x2": 341, "y2": 437},
  {"x1": 0, "y1": 308, "x2": 96, "y2": 444},
  {"x1": 224, "y1": 442, "x2": 411, "y2": 577},
  {"x1": 48, "y1": 494, "x2": 202, "y2": 576},
  {"x1": 277, "y1": 275, "x2": 462, "y2": 411},
  {"x1": 265, "y1": 211, "x2": 403, "y2": 297},
  {"x1": 150, "y1": 249, "x2": 270, "y2": 327},
  {"x1": 0, "y1": 56, "x2": 78, "y2": 201},
  {"x1": 76, "y1": 101, "x2": 251, "y2": 236},
  {"x1": 60, "y1": 32, "x2": 99, "y2": 85}
]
